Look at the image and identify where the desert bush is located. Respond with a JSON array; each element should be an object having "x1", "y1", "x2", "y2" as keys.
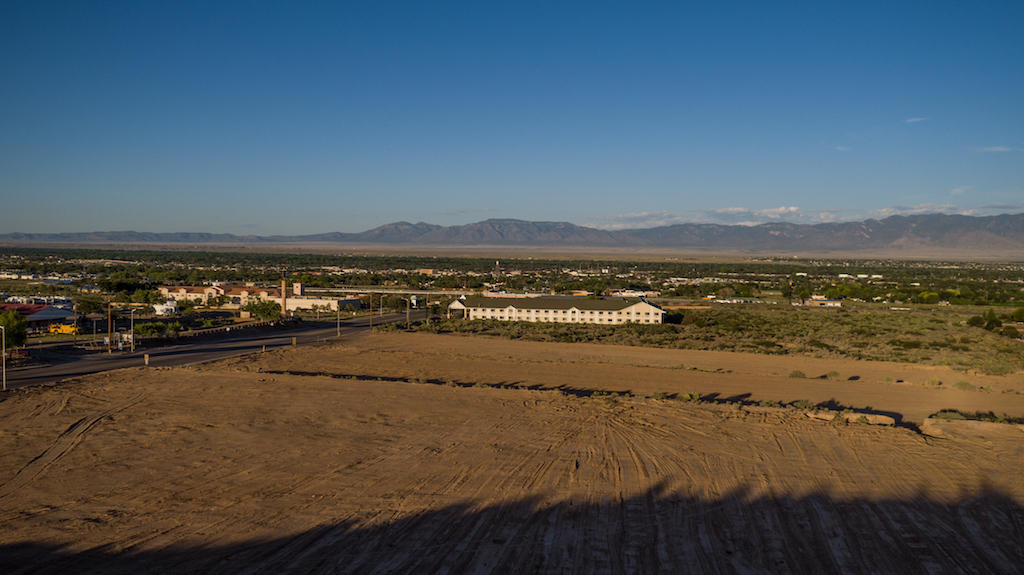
[
  {"x1": 677, "y1": 392, "x2": 701, "y2": 403},
  {"x1": 953, "y1": 381, "x2": 975, "y2": 391},
  {"x1": 788, "y1": 370, "x2": 806, "y2": 379},
  {"x1": 930, "y1": 410, "x2": 1024, "y2": 424}
]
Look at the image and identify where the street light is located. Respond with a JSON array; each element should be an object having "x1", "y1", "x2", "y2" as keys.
[
  {"x1": 1, "y1": 325, "x2": 6, "y2": 392},
  {"x1": 130, "y1": 309, "x2": 135, "y2": 353}
]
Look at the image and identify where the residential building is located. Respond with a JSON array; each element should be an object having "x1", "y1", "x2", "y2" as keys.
[{"x1": 448, "y1": 296, "x2": 665, "y2": 324}]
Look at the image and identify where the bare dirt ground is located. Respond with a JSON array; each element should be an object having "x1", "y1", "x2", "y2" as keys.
[
  {"x1": 249, "y1": 332, "x2": 1024, "y2": 424},
  {"x1": 0, "y1": 333, "x2": 1022, "y2": 573}
]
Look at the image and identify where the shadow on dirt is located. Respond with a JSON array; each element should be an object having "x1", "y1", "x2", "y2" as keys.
[{"x1": 1, "y1": 482, "x2": 1021, "y2": 573}]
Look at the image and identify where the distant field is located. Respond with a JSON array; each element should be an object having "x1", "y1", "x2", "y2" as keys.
[
  {"x1": 414, "y1": 304, "x2": 1024, "y2": 375},
  {"x1": 4, "y1": 240, "x2": 1024, "y2": 260},
  {"x1": 0, "y1": 333, "x2": 1021, "y2": 572}
]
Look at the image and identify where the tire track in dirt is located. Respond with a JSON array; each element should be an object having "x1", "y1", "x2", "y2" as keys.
[{"x1": 0, "y1": 394, "x2": 144, "y2": 500}]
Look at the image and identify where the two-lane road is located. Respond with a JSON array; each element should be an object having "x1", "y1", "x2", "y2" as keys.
[{"x1": 3, "y1": 311, "x2": 425, "y2": 390}]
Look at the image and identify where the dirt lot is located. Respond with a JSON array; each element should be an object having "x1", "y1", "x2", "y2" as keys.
[
  {"x1": 0, "y1": 332, "x2": 1022, "y2": 573},
  {"x1": 249, "y1": 332, "x2": 1024, "y2": 424}
]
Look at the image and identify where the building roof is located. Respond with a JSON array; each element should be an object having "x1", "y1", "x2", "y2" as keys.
[
  {"x1": 220, "y1": 284, "x2": 282, "y2": 297},
  {"x1": 456, "y1": 296, "x2": 663, "y2": 312},
  {"x1": 160, "y1": 286, "x2": 211, "y2": 294},
  {"x1": 1, "y1": 303, "x2": 77, "y2": 323}
]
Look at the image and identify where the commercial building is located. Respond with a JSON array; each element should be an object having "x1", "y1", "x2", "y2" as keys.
[
  {"x1": 159, "y1": 283, "x2": 357, "y2": 312},
  {"x1": 448, "y1": 296, "x2": 665, "y2": 324},
  {"x1": 0, "y1": 303, "x2": 78, "y2": 331}
]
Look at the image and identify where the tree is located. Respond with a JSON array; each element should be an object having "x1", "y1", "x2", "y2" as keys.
[
  {"x1": 243, "y1": 300, "x2": 282, "y2": 321},
  {"x1": 74, "y1": 294, "x2": 104, "y2": 316},
  {"x1": 0, "y1": 310, "x2": 28, "y2": 347},
  {"x1": 983, "y1": 309, "x2": 1002, "y2": 331}
]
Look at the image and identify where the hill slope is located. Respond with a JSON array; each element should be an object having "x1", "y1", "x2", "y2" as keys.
[{"x1": 2, "y1": 213, "x2": 1022, "y2": 253}]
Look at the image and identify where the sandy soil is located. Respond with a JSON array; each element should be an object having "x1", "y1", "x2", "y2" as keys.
[
  {"x1": 0, "y1": 334, "x2": 1022, "y2": 573},
  {"x1": 245, "y1": 332, "x2": 1024, "y2": 424}
]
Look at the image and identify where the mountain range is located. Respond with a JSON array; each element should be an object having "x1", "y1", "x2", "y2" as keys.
[{"x1": 2, "y1": 213, "x2": 1022, "y2": 254}]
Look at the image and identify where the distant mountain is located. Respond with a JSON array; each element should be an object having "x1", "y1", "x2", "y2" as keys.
[{"x1": 2, "y1": 213, "x2": 1022, "y2": 254}]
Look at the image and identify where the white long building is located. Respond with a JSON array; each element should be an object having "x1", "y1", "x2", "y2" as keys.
[{"x1": 448, "y1": 296, "x2": 665, "y2": 324}]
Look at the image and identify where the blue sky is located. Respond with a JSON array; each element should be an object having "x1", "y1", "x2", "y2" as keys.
[{"x1": 1, "y1": 1, "x2": 1022, "y2": 234}]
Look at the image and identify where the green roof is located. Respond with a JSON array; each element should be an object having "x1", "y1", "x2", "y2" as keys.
[{"x1": 457, "y1": 296, "x2": 662, "y2": 312}]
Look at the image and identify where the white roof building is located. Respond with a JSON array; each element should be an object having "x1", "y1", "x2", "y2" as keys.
[{"x1": 449, "y1": 296, "x2": 665, "y2": 324}]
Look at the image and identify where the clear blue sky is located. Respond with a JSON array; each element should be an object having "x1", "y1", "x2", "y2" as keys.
[{"x1": 2, "y1": 1, "x2": 1021, "y2": 234}]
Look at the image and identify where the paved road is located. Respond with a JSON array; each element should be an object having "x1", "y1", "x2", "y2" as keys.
[{"x1": 2, "y1": 311, "x2": 426, "y2": 391}]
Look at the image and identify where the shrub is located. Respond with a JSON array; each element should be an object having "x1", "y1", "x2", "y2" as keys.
[
  {"x1": 789, "y1": 370, "x2": 806, "y2": 379},
  {"x1": 677, "y1": 392, "x2": 701, "y2": 403},
  {"x1": 1000, "y1": 326, "x2": 1020, "y2": 338},
  {"x1": 134, "y1": 322, "x2": 167, "y2": 337},
  {"x1": 1012, "y1": 307, "x2": 1024, "y2": 322},
  {"x1": 953, "y1": 381, "x2": 975, "y2": 391},
  {"x1": 966, "y1": 316, "x2": 985, "y2": 328}
]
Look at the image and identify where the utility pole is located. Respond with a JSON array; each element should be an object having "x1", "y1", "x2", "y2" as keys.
[
  {"x1": 130, "y1": 309, "x2": 135, "y2": 353},
  {"x1": 107, "y1": 301, "x2": 112, "y2": 354},
  {"x1": 336, "y1": 304, "x2": 341, "y2": 337},
  {"x1": 406, "y1": 296, "x2": 411, "y2": 329},
  {"x1": 2, "y1": 325, "x2": 6, "y2": 392},
  {"x1": 368, "y1": 294, "x2": 373, "y2": 330}
]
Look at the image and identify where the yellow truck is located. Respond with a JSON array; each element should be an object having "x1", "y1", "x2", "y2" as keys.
[{"x1": 48, "y1": 324, "x2": 80, "y2": 335}]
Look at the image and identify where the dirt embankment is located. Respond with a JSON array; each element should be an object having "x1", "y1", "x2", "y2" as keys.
[
  {"x1": 0, "y1": 335, "x2": 1021, "y2": 572},
  {"x1": 239, "y1": 332, "x2": 1024, "y2": 424}
]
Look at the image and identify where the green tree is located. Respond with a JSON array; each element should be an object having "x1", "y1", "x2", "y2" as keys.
[
  {"x1": 983, "y1": 309, "x2": 1002, "y2": 331},
  {"x1": 0, "y1": 310, "x2": 28, "y2": 347},
  {"x1": 74, "y1": 294, "x2": 104, "y2": 316},
  {"x1": 1012, "y1": 307, "x2": 1024, "y2": 322},
  {"x1": 243, "y1": 300, "x2": 282, "y2": 321}
]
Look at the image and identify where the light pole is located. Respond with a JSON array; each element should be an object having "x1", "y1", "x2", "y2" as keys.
[
  {"x1": 2, "y1": 325, "x2": 6, "y2": 392},
  {"x1": 130, "y1": 309, "x2": 135, "y2": 353},
  {"x1": 336, "y1": 304, "x2": 341, "y2": 337}
]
